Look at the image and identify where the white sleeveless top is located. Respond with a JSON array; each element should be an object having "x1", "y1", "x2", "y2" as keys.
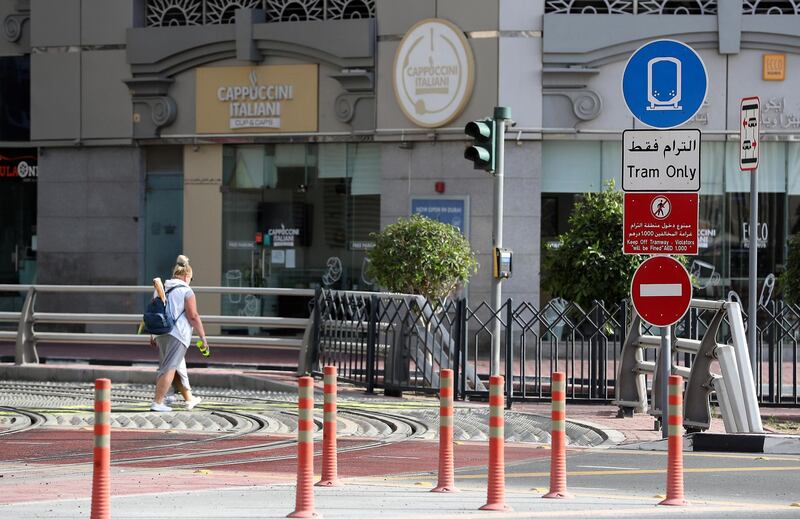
[{"x1": 162, "y1": 279, "x2": 194, "y2": 347}]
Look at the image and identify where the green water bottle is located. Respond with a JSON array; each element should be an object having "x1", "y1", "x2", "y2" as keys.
[{"x1": 196, "y1": 340, "x2": 210, "y2": 358}]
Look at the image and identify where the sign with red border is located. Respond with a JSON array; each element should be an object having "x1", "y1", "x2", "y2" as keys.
[
  {"x1": 740, "y1": 96, "x2": 759, "y2": 171},
  {"x1": 623, "y1": 193, "x2": 698, "y2": 255},
  {"x1": 630, "y1": 256, "x2": 692, "y2": 327}
]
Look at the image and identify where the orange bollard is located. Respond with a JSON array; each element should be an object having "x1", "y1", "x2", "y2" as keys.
[
  {"x1": 316, "y1": 366, "x2": 341, "y2": 487},
  {"x1": 543, "y1": 371, "x2": 570, "y2": 499},
  {"x1": 91, "y1": 378, "x2": 111, "y2": 519},
  {"x1": 432, "y1": 368, "x2": 459, "y2": 493},
  {"x1": 480, "y1": 375, "x2": 512, "y2": 511},
  {"x1": 288, "y1": 376, "x2": 321, "y2": 518},
  {"x1": 659, "y1": 375, "x2": 688, "y2": 506}
]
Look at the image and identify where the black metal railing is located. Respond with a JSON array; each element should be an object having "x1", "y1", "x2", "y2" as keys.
[{"x1": 309, "y1": 288, "x2": 800, "y2": 407}]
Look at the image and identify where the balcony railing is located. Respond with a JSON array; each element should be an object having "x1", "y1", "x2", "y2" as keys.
[{"x1": 145, "y1": 0, "x2": 375, "y2": 27}]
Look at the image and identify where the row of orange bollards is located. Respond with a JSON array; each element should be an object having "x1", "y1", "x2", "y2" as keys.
[
  {"x1": 285, "y1": 367, "x2": 688, "y2": 516},
  {"x1": 86, "y1": 369, "x2": 686, "y2": 517}
]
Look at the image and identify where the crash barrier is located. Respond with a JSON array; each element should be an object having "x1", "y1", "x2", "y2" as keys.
[
  {"x1": 307, "y1": 290, "x2": 800, "y2": 406},
  {"x1": 91, "y1": 378, "x2": 111, "y2": 519},
  {"x1": 544, "y1": 372, "x2": 569, "y2": 499},
  {"x1": 316, "y1": 365, "x2": 340, "y2": 487},
  {"x1": 615, "y1": 299, "x2": 763, "y2": 433},
  {"x1": 432, "y1": 368, "x2": 458, "y2": 493},
  {"x1": 480, "y1": 375, "x2": 511, "y2": 511},
  {"x1": 0, "y1": 284, "x2": 313, "y2": 365},
  {"x1": 659, "y1": 375, "x2": 687, "y2": 507},
  {"x1": 288, "y1": 376, "x2": 319, "y2": 518}
]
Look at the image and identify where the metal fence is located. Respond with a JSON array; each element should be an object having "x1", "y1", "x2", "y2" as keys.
[{"x1": 309, "y1": 289, "x2": 800, "y2": 407}]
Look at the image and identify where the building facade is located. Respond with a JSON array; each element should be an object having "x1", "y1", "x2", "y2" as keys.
[{"x1": 0, "y1": 0, "x2": 799, "y2": 318}]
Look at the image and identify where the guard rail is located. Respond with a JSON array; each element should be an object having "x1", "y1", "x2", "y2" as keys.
[{"x1": 0, "y1": 284, "x2": 315, "y2": 365}]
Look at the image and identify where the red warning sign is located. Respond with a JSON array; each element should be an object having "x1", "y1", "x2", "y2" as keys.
[{"x1": 623, "y1": 193, "x2": 698, "y2": 255}]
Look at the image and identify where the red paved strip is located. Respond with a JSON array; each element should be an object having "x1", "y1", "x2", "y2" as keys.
[
  {"x1": 0, "y1": 467, "x2": 292, "y2": 505},
  {"x1": 1, "y1": 429, "x2": 554, "y2": 505},
  {"x1": 0, "y1": 429, "x2": 230, "y2": 464}
]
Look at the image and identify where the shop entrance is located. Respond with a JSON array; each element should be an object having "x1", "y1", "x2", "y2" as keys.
[{"x1": 221, "y1": 143, "x2": 380, "y2": 324}]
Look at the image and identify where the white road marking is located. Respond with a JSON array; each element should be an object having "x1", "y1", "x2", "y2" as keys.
[{"x1": 577, "y1": 465, "x2": 639, "y2": 470}]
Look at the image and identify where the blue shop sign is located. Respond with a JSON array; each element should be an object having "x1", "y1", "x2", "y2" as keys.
[{"x1": 411, "y1": 197, "x2": 468, "y2": 235}]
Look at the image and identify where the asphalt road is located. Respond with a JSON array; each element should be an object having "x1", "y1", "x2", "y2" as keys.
[{"x1": 402, "y1": 446, "x2": 800, "y2": 514}]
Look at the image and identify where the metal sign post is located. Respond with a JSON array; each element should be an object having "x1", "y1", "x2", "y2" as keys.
[
  {"x1": 740, "y1": 97, "x2": 760, "y2": 382},
  {"x1": 660, "y1": 325, "x2": 671, "y2": 439},
  {"x1": 622, "y1": 41, "x2": 706, "y2": 434}
]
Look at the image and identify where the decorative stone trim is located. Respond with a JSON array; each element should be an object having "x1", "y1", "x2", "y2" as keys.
[{"x1": 124, "y1": 77, "x2": 177, "y2": 138}]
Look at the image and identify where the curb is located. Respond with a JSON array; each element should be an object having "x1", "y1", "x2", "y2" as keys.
[
  {"x1": 692, "y1": 432, "x2": 800, "y2": 454},
  {"x1": 565, "y1": 417, "x2": 626, "y2": 447},
  {"x1": 620, "y1": 432, "x2": 800, "y2": 454},
  {"x1": 0, "y1": 364, "x2": 299, "y2": 393}
]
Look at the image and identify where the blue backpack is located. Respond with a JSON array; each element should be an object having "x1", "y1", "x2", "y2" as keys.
[{"x1": 142, "y1": 286, "x2": 185, "y2": 335}]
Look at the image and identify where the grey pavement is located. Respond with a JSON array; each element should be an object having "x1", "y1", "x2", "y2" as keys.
[{"x1": 4, "y1": 482, "x2": 800, "y2": 518}]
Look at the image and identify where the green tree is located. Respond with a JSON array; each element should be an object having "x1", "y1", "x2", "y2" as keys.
[
  {"x1": 541, "y1": 181, "x2": 645, "y2": 307},
  {"x1": 367, "y1": 214, "x2": 478, "y2": 300},
  {"x1": 780, "y1": 233, "x2": 800, "y2": 304}
]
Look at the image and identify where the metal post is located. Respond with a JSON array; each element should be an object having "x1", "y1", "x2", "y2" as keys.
[
  {"x1": 748, "y1": 168, "x2": 758, "y2": 382},
  {"x1": 505, "y1": 298, "x2": 513, "y2": 409},
  {"x1": 366, "y1": 294, "x2": 378, "y2": 394},
  {"x1": 453, "y1": 298, "x2": 463, "y2": 400},
  {"x1": 660, "y1": 325, "x2": 671, "y2": 439},
  {"x1": 491, "y1": 106, "x2": 511, "y2": 376}
]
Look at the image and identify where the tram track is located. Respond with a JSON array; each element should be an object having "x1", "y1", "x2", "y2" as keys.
[
  {"x1": 0, "y1": 406, "x2": 47, "y2": 437},
  {"x1": 0, "y1": 403, "x2": 429, "y2": 470}
]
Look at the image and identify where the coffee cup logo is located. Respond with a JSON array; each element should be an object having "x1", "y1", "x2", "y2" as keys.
[{"x1": 393, "y1": 19, "x2": 474, "y2": 128}]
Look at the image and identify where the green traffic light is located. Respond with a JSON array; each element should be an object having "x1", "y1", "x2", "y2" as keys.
[
  {"x1": 465, "y1": 120, "x2": 493, "y2": 141},
  {"x1": 464, "y1": 118, "x2": 496, "y2": 172},
  {"x1": 464, "y1": 145, "x2": 491, "y2": 165}
]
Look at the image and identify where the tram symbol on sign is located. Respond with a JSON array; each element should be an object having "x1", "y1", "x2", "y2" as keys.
[
  {"x1": 651, "y1": 196, "x2": 672, "y2": 220},
  {"x1": 647, "y1": 57, "x2": 682, "y2": 111}
]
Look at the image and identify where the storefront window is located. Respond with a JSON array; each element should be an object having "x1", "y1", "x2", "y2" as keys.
[
  {"x1": 221, "y1": 143, "x2": 380, "y2": 319},
  {"x1": 0, "y1": 56, "x2": 30, "y2": 141}
]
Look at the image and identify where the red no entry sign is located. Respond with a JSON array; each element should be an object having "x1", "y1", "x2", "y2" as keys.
[{"x1": 630, "y1": 256, "x2": 692, "y2": 327}]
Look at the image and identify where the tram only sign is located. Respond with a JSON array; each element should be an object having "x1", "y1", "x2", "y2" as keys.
[
  {"x1": 630, "y1": 255, "x2": 692, "y2": 327},
  {"x1": 623, "y1": 193, "x2": 698, "y2": 255},
  {"x1": 623, "y1": 129, "x2": 700, "y2": 192}
]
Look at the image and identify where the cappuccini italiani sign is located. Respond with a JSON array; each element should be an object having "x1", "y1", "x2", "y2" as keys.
[
  {"x1": 196, "y1": 64, "x2": 318, "y2": 133},
  {"x1": 393, "y1": 18, "x2": 475, "y2": 128}
]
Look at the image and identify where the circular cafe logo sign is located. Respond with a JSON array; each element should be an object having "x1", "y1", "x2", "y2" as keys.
[{"x1": 393, "y1": 18, "x2": 475, "y2": 128}]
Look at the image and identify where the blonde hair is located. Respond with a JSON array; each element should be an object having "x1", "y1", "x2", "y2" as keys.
[{"x1": 172, "y1": 254, "x2": 193, "y2": 279}]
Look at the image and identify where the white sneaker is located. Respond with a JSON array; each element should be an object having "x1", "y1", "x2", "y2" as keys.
[
  {"x1": 150, "y1": 402, "x2": 172, "y2": 412},
  {"x1": 164, "y1": 394, "x2": 176, "y2": 404},
  {"x1": 185, "y1": 397, "x2": 202, "y2": 410}
]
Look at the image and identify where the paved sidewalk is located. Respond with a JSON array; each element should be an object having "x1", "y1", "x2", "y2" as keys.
[{"x1": 4, "y1": 481, "x2": 800, "y2": 518}]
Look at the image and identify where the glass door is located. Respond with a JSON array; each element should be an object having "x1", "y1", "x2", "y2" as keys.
[{"x1": 0, "y1": 178, "x2": 36, "y2": 311}]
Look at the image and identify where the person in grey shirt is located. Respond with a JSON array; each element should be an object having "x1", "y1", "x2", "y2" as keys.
[{"x1": 150, "y1": 255, "x2": 209, "y2": 412}]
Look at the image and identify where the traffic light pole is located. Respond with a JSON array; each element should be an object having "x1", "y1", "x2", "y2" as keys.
[{"x1": 491, "y1": 106, "x2": 511, "y2": 377}]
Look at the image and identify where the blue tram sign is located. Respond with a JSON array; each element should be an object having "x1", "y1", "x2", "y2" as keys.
[{"x1": 622, "y1": 39, "x2": 708, "y2": 129}]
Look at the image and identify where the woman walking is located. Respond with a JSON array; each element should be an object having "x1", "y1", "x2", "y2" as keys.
[{"x1": 150, "y1": 255, "x2": 208, "y2": 412}]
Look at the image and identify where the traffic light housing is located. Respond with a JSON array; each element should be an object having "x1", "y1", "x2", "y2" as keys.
[{"x1": 464, "y1": 118, "x2": 496, "y2": 172}]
